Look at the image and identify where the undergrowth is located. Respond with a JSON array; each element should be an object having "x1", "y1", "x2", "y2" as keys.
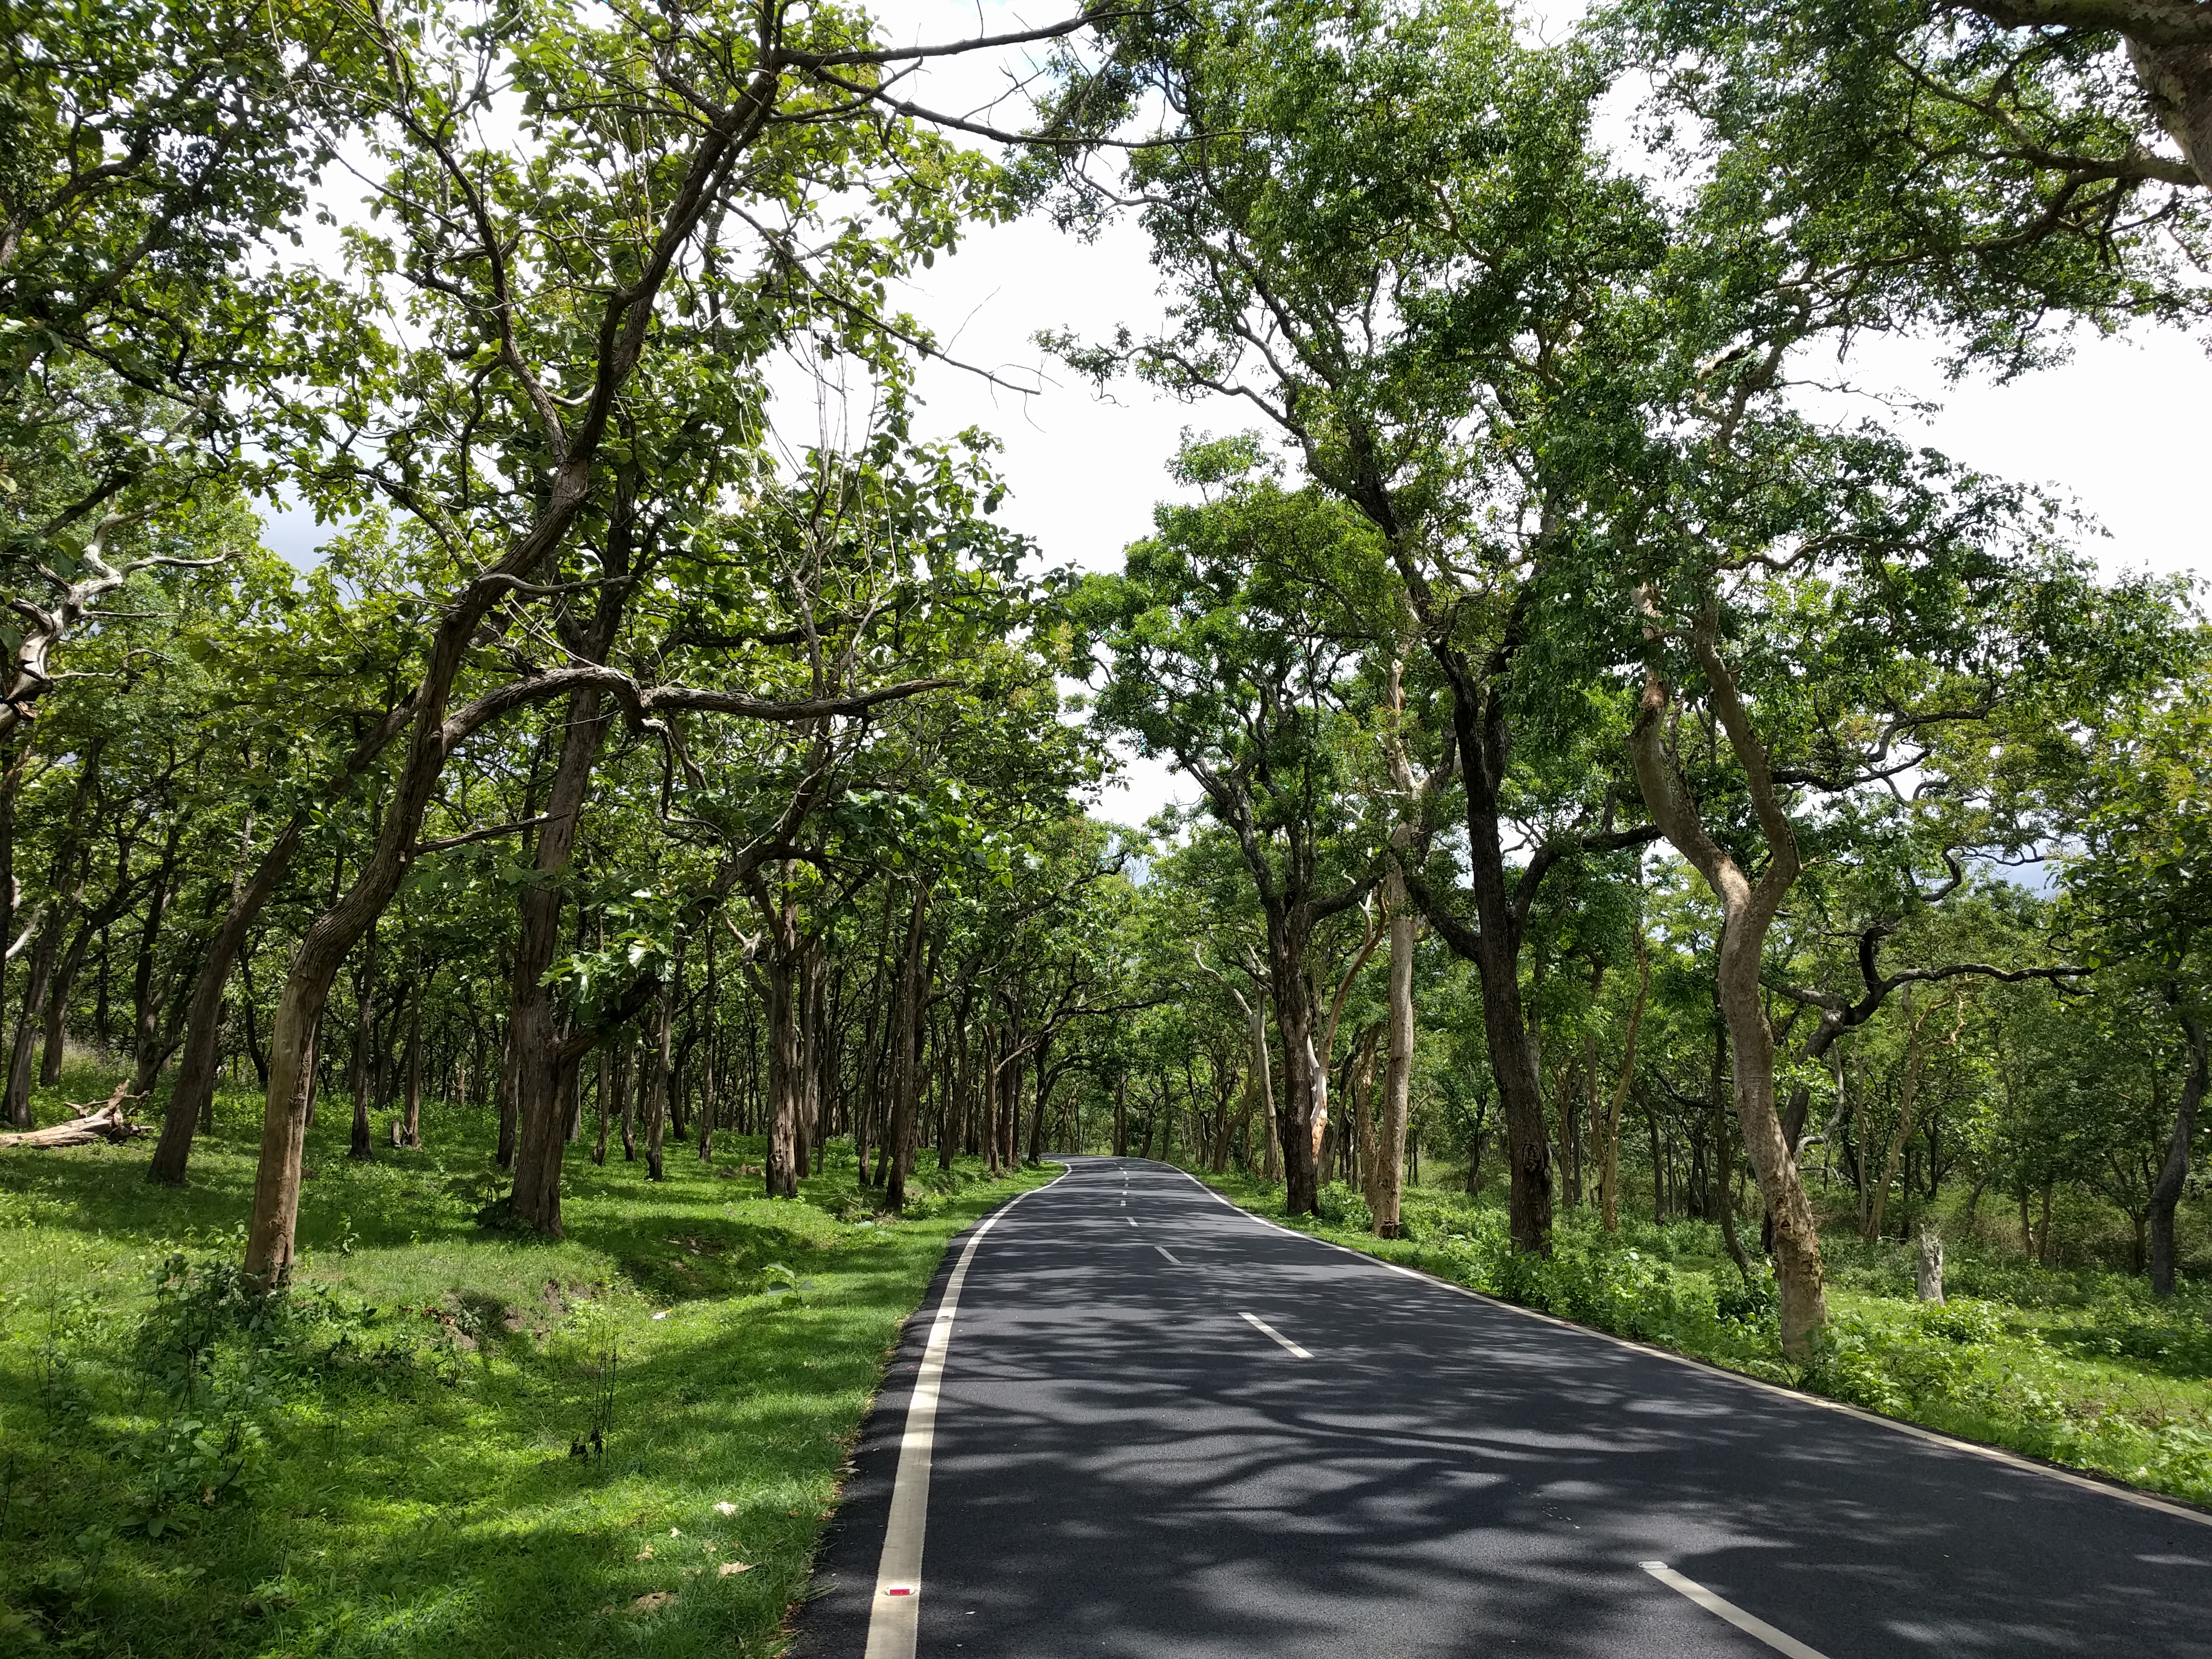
[{"x1": 0, "y1": 1065, "x2": 1048, "y2": 1657}]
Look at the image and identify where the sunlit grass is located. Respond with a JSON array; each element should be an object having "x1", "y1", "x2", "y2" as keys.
[{"x1": 0, "y1": 1063, "x2": 1049, "y2": 1657}]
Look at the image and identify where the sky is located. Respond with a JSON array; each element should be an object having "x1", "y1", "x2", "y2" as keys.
[
  {"x1": 258, "y1": 0, "x2": 2212, "y2": 828},
  {"x1": 855, "y1": 0, "x2": 2212, "y2": 825}
]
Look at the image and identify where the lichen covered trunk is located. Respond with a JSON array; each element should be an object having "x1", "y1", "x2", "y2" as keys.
[
  {"x1": 2129, "y1": 39, "x2": 2212, "y2": 188},
  {"x1": 1373, "y1": 864, "x2": 1417, "y2": 1237}
]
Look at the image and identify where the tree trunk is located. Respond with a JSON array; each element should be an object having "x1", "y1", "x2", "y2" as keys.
[
  {"x1": 507, "y1": 684, "x2": 615, "y2": 1233},
  {"x1": 950, "y1": 1014, "x2": 974, "y2": 1169},
  {"x1": 616, "y1": 1039, "x2": 636, "y2": 1160},
  {"x1": 885, "y1": 884, "x2": 929, "y2": 1212},
  {"x1": 762, "y1": 948, "x2": 802, "y2": 1197},
  {"x1": 2127, "y1": 40, "x2": 2212, "y2": 190},
  {"x1": 1259, "y1": 908, "x2": 1331, "y2": 1216},
  {"x1": 1864, "y1": 991, "x2": 1950, "y2": 1245},
  {"x1": 1916, "y1": 1224, "x2": 1945, "y2": 1304},
  {"x1": 1025, "y1": 1033, "x2": 1051, "y2": 1166},
  {"x1": 346, "y1": 929, "x2": 379, "y2": 1160},
  {"x1": 1444, "y1": 691, "x2": 1556, "y2": 1254},
  {"x1": 592, "y1": 1047, "x2": 610, "y2": 1165},
  {"x1": 37, "y1": 929, "x2": 78, "y2": 1087},
  {"x1": 1349, "y1": 1023, "x2": 1382, "y2": 1216},
  {"x1": 8, "y1": 751, "x2": 103, "y2": 1124},
  {"x1": 1600, "y1": 936, "x2": 1649, "y2": 1232},
  {"x1": 1709, "y1": 1016, "x2": 1753, "y2": 1284},
  {"x1": 2150, "y1": 1003, "x2": 2208, "y2": 1296},
  {"x1": 399, "y1": 994, "x2": 424, "y2": 1148},
  {"x1": 151, "y1": 817, "x2": 303, "y2": 1184},
  {"x1": 1628, "y1": 602, "x2": 1826, "y2": 1359},
  {"x1": 5, "y1": 908, "x2": 64, "y2": 1127},
  {"x1": 975, "y1": 1027, "x2": 996, "y2": 1176},
  {"x1": 697, "y1": 932, "x2": 719, "y2": 1163},
  {"x1": 799, "y1": 941, "x2": 825, "y2": 1180},
  {"x1": 644, "y1": 955, "x2": 677, "y2": 1183},
  {"x1": 1374, "y1": 859, "x2": 1417, "y2": 1237},
  {"x1": 125, "y1": 821, "x2": 188, "y2": 1098},
  {"x1": 238, "y1": 955, "x2": 268, "y2": 1087}
]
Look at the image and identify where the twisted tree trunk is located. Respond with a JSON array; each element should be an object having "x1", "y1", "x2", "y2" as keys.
[{"x1": 1628, "y1": 591, "x2": 1827, "y2": 1361}]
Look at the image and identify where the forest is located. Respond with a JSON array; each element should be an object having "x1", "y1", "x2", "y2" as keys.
[{"x1": 3, "y1": 0, "x2": 2210, "y2": 1650}]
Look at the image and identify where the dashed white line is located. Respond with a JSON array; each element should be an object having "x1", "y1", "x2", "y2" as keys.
[
  {"x1": 1640, "y1": 1563, "x2": 1830, "y2": 1659},
  {"x1": 1126, "y1": 1217, "x2": 1137, "y2": 1228},
  {"x1": 1239, "y1": 1311, "x2": 1312, "y2": 1359},
  {"x1": 1176, "y1": 1170, "x2": 2212, "y2": 1531},
  {"x1": 1154, "y1": 1244, "x2": 1184, "y2": 1266}
]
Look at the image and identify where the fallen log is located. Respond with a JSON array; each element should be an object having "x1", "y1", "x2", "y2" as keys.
[{"x1": 0, "y1": 1081, "x2": 147, "y2": 1149}]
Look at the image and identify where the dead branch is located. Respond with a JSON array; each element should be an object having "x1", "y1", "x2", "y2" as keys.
[{"x1": 0, "y1": 1080, "x2": 148, "y2": 1149}]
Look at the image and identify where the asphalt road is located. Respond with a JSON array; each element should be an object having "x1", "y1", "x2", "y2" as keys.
[{"x1": 792, "y1": 1157, "x2": 2212, "y2": 1658}]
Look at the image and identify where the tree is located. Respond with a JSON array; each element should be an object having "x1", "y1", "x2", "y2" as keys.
[
  {"x1": 233, "y1": 0, "x2": 1107, "y2": 1283},
  {"x1": 2061, "y1": 661, "x2": 2212, "y2": 1293},
  {"x1": 1041, "y1": 0, "x2": 1662, "y2": 1251},
  {"x1": 1077, "y1": 451, "x2": 1380, "y2": 1215}
]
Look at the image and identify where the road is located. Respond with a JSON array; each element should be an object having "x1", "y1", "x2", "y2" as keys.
[{"x1": 791, "y1": 1156, "x2": 2212, "y2": 1658}]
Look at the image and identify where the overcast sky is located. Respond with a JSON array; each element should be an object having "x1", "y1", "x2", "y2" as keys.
[{"x1": 259, "y1": 0, "x2": 2212, "y2": 827}]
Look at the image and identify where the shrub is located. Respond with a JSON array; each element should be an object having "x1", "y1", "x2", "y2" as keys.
[
  {"x1": 1913, "y1": 1298, "x2": 2006, "y2": 1345},
  {"x1": 1716, "y1": 1268, "x2": 1779, "y2": 1332},
  {"x1": 1316, "y1": 1183, "x2": 1374, "y2": 1233}
]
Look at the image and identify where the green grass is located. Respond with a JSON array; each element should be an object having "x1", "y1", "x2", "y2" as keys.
[
  {"x1": 1188, "y1": 1167, "x2": 2212, "y2": 1511},
  {"x1": 0, "y1": 1062, "x2": 1051, "y2": 1657}
]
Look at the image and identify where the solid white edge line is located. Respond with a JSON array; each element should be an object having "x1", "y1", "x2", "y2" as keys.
[
  {"x1": 1240, "y1": 1309, "x2": 1313, "y2": 1359},
  {"x1": 1166, "y1": 1166, "x2": 2212, "y2": 1530},
  {"x1": 1641, "y1": 1563, "x2": 1831, "y2": 1659},
  {"x1": 862, "y1": 1165, "x2": 1069, "y2": 1659}
]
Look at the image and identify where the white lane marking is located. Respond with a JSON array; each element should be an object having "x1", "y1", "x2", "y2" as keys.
[
  {"x1": 1126, "y1": 1216, "x2": 1137, "y2": 1227},
  {"x1": 1177, "y1": 1171, "x2": 2212, "y2": 1531},
  {"x1": 1240, "y1": 1311, "x2": 1312, "y2": 1359},
  {"x1": 864, "y1": 1169, "x2": 1067, "y2": 1659},
  {"x1": 1154, "y1": 1244, "x2": 1184, "y2": 1266},
  {"x1": 1640, "y1": 1563, "x2": 1830, "y2": 1659}
]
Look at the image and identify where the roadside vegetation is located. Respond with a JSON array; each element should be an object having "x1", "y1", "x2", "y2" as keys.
[
  {"x1": 7, "y1": 0, "x2": 2212, "y2": 1648},
  {"x1": 0, "y1": 1063, "x2": 1048, "y2": 1658}
]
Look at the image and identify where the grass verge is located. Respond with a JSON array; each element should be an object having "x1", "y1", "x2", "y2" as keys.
[
  {"x1": 1187, "y1": 1166, "x2": 2212, "y2": 1512},
  {"x1": 0, "y1": 1064, "x2": 1051, "y2": 1658}
]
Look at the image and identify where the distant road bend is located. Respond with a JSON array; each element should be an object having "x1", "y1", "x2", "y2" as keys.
[{"x1": 794, "y1": 1158, "x2": 2212, "y2": 1658}]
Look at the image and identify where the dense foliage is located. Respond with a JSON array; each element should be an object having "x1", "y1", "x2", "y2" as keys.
[{"x1": 3, "y1": 0, "x2": 2210, "y2": 1646}]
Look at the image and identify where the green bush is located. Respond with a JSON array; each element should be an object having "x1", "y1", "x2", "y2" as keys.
[
  {"x1": 1315, "y1": 1183, "x2": 1373, "y2": 1232},
  {"x1": 1912, "y1": 1297, "x2": 2006, "y2": 1345},
  {"x1": 1715, "y1": 1268, "x2": 1779, "y2": 1332},
  {"x1": 1803, "y1": 1315, "x2": 1909, "y2": 1415}
]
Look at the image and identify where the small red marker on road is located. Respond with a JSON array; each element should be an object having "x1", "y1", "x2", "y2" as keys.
[{"x1": 886, "y1": 1587, "x2": 915, "y2": 1596}]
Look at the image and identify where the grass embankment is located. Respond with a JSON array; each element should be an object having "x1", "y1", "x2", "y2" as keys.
[
  {"x1": 0, "y1": 1064, "x2": 1048, "y2": 1658},
  {"x1": 1192, "y1": 1169, "x2": 2212, "y2": 1510}
]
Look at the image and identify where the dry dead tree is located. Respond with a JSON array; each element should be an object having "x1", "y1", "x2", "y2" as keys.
[{"x1": 0, "y1": 1080, "x2": 146, "y2": 1149}]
